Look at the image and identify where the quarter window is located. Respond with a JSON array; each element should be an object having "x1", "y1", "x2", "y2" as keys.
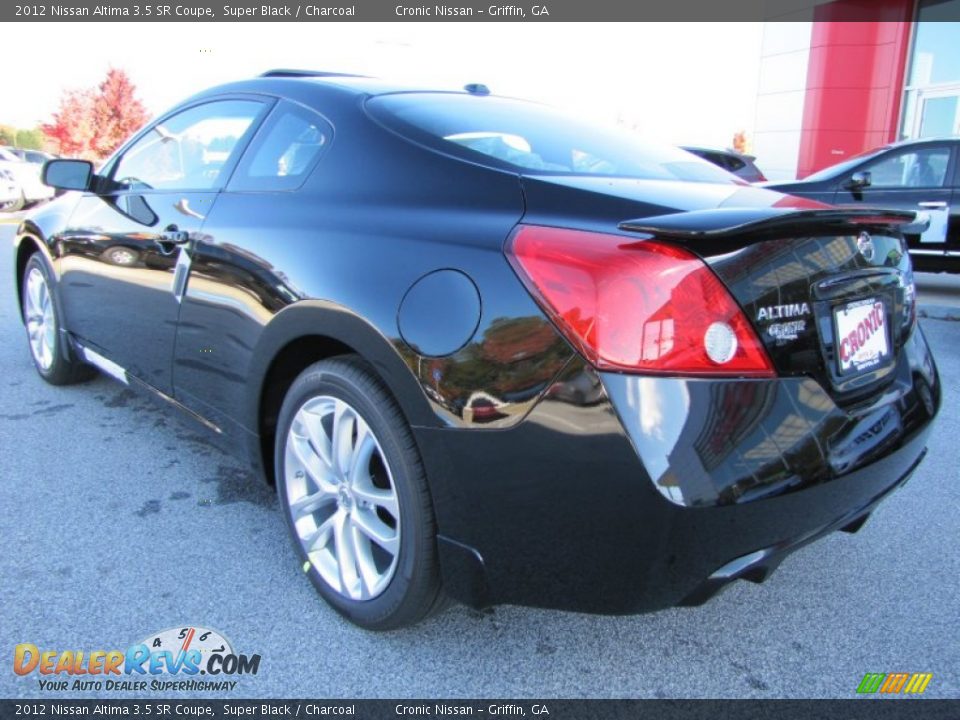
[
  {"x1": 229, "y1": 102, "x2": 331, "y2": 191},
  {"x1": 111, "y1": 100, "x2": 263, "y2": 191},
  {"x1": 861, "y1": 147, "x2": 950, "y2": 188}
]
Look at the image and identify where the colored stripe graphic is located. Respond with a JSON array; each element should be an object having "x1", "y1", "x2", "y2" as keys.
[
  {"x1": 904, "y1": 673, "x2": 933, "y2": 694},
  {"x1": 857, "y1": 672, "x2": 932, "y2": 694},
  {"x1": 857, "y1": 673, "x2": 886, "y2": 694},
  {"x1": 880, "y1": 673, "x2": 909, "y2": 693}
]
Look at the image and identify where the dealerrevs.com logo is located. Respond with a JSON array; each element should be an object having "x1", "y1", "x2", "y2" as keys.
[{"x1": 14, "y1": 626, "x2": 261, "y2": 692}]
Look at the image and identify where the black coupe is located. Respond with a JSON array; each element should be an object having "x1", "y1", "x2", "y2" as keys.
[{"x1": 15, "y1": 71, "x2": 940, "y2": 629}]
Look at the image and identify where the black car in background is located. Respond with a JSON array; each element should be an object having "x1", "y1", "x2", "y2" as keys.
[
  {"x1": 766, "y1": 138, "x2": 960, "y2": 272},
  {"x1": 15, "y1": 72, "x2": 940, "y2": 629},
  {"x1": 681, "y1": 145, "x2": 767, "y2": 182}
]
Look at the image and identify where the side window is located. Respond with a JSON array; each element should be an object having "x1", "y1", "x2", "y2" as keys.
[
  {"x1": 228, "y1": 102, "x2": 331, "y2": 192},
  {"x1": 704, "y1": 152, "x2": 726, "y2": 169},
  {"x1": 862, "y1": 147, "x2": 950, "y2": 189},
  {"x1": 112, "y1": 100, "x2": 263, "y2": 191},
  {"x1": 725, "y1": 155, "x2": 746, "y2": 172}
]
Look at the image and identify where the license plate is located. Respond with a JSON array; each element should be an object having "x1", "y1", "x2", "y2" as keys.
[{"x1": 834, "y1": 298, "x2": 890, "y2": 375}]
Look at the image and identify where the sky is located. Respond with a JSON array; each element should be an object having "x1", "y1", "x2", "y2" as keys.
[{"x1": 6, "y1": 22, "x2": 766, "y2": 150}]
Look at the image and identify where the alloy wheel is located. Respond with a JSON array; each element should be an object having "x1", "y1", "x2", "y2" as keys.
[
  {"x1": 24, "y1": 267, "x2": 56, "y2": 371},
  {"x1": 283, "y1": 395, "x2": 401, "y2": 601}
]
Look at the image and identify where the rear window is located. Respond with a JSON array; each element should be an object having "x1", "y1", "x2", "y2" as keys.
[
  {"x1": 368, "y1": 93, "x2": 737, "y2": 183},
  {"x1": 724, "y1": 155, "x2": 746, "y2": 172}
]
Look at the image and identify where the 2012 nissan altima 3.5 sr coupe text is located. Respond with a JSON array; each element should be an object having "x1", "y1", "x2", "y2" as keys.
[{"x1": 15, "y1": 71, "x2": 940, "y2": 629}]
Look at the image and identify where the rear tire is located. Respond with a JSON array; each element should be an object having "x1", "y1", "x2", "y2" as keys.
[
  {"x1": 274, "y1": 355, "x2": 446, "y2": 630},
  {"x1": 21, "y1": 254, "x2": 94, "y2": 385}
]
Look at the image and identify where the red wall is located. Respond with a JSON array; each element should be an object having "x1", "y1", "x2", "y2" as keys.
[{"x1": 796, "y1": 2, "x2": 914, "y2": 178}]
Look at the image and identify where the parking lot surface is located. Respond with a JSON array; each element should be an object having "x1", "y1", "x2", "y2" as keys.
[
  {"x1": 1, "y1": 220, "x2": 958, "y2": 699},
  {"x1": 917, "y1": 271, "x2": 960, "y2": 318}
]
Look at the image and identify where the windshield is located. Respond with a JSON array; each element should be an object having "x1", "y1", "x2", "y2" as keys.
[{"x1": 368, "y1": 93, "x2": 739, "y2": 184}]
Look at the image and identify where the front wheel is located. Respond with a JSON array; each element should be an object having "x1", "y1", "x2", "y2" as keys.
[
  {"x1": 275, "y1": 356, "x2": 446, "y2": 630},
  {"x1": 21, "y1": 254, "x2": 94, "y2": 385}
]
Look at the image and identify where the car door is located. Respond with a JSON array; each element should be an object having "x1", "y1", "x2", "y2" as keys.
[
  {"x1": 57, "y1": 98, "x2": 268, "y2": 395},
  {"x1": 833, "y1": 143, "x2": 956, "y2": 252},
  {"x1": 171, "y1": 100, "x2": 332, "y2": 431},
  {"x1": 951, "y1": 144, "x2": 960, "y2": 252}
]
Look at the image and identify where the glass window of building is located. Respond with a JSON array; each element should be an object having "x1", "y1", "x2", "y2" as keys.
[{"x1": 901, "y1": 0, "x2": 960, "y2": 139}]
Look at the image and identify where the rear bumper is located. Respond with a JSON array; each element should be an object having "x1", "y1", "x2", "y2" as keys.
[
  {"x1": 679, "y1": 445, "x2": 926, "y2": 607},
  {"x1": 415, "y1": 327, "x2": 939, "y2": 615}
]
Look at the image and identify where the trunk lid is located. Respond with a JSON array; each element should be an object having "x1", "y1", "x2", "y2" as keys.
[
  {"x1": 518, "y1": 175, "x2": 924, "y2": 405},
  {"x1": 618, "y1": 207, "x2": 924, "y2": 403}
]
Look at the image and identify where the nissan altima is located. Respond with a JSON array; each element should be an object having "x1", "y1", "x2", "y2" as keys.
[{"x1": 15, "y1": 71, "x2": 940, "y2": 629}]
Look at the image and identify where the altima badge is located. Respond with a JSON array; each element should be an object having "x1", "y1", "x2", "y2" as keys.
[
  {"x1": 757, "y1": 302, "x2": 810, "y2": 322},
  {"x1": 857, "y1": 232, "x2": 875, "y2": 261}
]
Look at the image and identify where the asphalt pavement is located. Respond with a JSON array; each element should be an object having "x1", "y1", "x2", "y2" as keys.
[
  {"x1": 0, "y1": 219, "x2": 958, "y2": 699},
  {"x1": 916, "y1": 271, "x2": 960, "y2": 320}
]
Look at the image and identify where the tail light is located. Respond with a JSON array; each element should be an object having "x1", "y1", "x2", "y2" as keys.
[{"x1": 505, "y1": 225, "x2": 775, "y2": 377}]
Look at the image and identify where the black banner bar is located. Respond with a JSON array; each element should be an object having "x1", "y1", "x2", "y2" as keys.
[
  {"x1": 5, "y1": 0, "x2": 960, "y2": 22},
  {"x1": 0, "y1": 700, "x2": 957, "y2": 719}
]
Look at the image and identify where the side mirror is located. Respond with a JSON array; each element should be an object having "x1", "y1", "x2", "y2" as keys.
[
  {"x1": 42, "y1": 159, "x2": 94, "y2": 192},
  {"x1": 846, "y1": 171, "x2": 871, "y2": 190}
]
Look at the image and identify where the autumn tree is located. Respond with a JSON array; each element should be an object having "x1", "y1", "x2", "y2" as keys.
[
  {"x1": 41, "y1": 89, "x2": 96, "y2": 159},
  {"x1": 41, "y1": 68, "x2": 150, "y2": 161},
  {"x1": 732, "y1": 130, "x2": 748, "y2": 155},
  {"x1": 90, "y1": 68, "x2": 150, "y2": 158}
]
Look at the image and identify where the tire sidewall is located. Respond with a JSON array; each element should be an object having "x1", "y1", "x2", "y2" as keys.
[{"x1": 275, "y1": 360, "x2": 432, "y2": 629}]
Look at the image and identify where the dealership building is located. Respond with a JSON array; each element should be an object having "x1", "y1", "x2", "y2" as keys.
[{"x1": 754, "y1": 0, "x2": 960, "y2": 180}]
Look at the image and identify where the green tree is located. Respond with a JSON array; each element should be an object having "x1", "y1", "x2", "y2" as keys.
[{"x1": 15, "y1": 128, "x2": 44, "y2": 150}]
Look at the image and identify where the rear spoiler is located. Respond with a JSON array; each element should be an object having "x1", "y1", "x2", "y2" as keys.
[{"x1": 618, "y1": 207, "x2": 928, "y2": 240}]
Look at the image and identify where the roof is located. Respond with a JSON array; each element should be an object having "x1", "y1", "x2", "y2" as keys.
[
  {"x1": 250, "y1": 69, "x2": 494, "y2": 98},
  {"x1": 884, "y1": 135, "x2": 960, "y2": 150}
]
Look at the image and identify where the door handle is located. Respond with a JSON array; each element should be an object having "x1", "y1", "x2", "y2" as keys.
[{"x1": 918, "y1": 201, "x2": 948, "y2": 209}]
